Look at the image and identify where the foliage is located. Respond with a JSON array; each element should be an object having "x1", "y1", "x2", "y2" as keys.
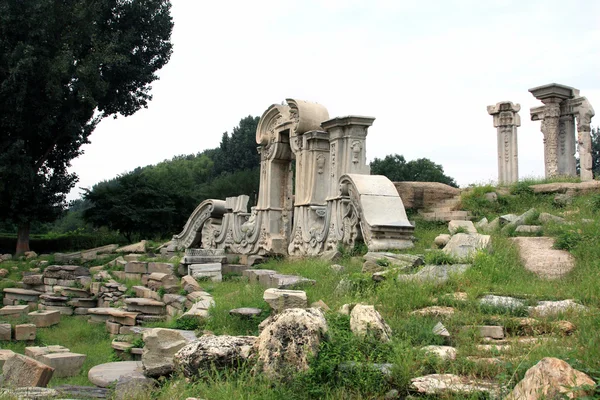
[
  {"x1": 0, "y1": 230, "x2": 126, "y2": 254},
  {"x1": 370, "y1": 154, "x2": 457, "y2": 187},
  {"x1": 83, "y1": 117, "x2": 261, "y2": 241},
  {"x1": 0, "y1": 0, "x2": 174, "y2": 253}
]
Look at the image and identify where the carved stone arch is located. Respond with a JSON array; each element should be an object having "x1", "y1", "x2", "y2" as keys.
[
  {"x1": 172, "y1": 199, "x2": 227, "y2": 250},
  {"x1": 338, "y1": 174, "x2": 414, "y2": 251}
]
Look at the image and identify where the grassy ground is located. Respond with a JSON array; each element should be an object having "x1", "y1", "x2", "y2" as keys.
[{"x1": 1, "y1": 179, "x2": 600, "y2": 399}]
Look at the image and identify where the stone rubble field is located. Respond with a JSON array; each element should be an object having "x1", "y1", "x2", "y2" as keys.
[{"x1": 0, "y1": 182, "x2": 600, "y2": 399}]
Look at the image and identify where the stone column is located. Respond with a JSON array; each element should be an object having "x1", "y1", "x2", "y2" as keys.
[
  {"x1": 575, "y1": 97, "x2": 595, "y2": 181},
  {"x1": 321, "y1": 116, "x2": 375, "y2": 200},
  {"x1": 529, "y1": 83, "x2": 578, "y2": 178},
  {"x1": 487, "y1": 101, "x2": 520, "y2": 184}
]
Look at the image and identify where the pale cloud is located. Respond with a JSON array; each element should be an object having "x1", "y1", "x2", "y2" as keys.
[{"x1": 68, "y1": 0, "x2": 600, "y2": 199}]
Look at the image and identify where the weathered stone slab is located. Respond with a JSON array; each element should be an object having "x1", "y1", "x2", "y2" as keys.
[
  {"x1": 38, "y1": 305, "x2": 73, "y2": 316},
  {"x1": 2, "y1": 353, "x2": 54, "y2": 387},
  {"x1": 466, "y1": 325, "x2": 504, "y2": 339},
  {"x1": 28, "y1": 310, "x2": 61, "y2": 328},
  {"x1": 39, "y1": 352, "x2": 86, "y2": 378},
  {"x1": 142, "y1": 328, "x2": 193, "y2": 377},
  {"x1": 0, "y1": 305, "x2": 30, "y2": 316},
  {"x1": 242, "y1": 269, "x2": 277, "y2": 283},
  {"x1": 397, "y1": 264, "x2": 470, "y2": 284},
  {"x1": 188, "y1": 263, "x2": 222, "y2": 282},
  {"x1": 88, "y1": 361, "x2": 146, "y2": 388},
  {"x1": 125, "y1": 262, "x2": 147, "y2": 274},
  {"x1": 528, "y1": 299, "x2": 587, "y2": 317},
  {"x1": 124, "y1": 298, "x2": 166, "y2": 315},
  {"x1": 350, "y1": 304, "x2": 392, "y2": 342},
  {"x1": 506, "y1": 357, "x2": 595, "y2": 399},
  {"x1": 180, "y1": 275, "x2": 201, "y2": 293},
  {"x1": 448, "y1": 220, "x2": 477, "y2": 235},
  {"x1": 411, "y1": 306, "x2": 455, "y2": 318},
  {"x1": 3, "y1": 288, "x2": 42, "y2": 302},
  {"x1": 147, "y1": 262, "x2": 174, "y2": 274},
  {"x1": 410, "y1": 374, "x2": 499, "y2": 396},
  {"x1": 0, "y1": 349, "x2": 15, "y2": 369},
  {"x1": 479, "y1": 294, "x2": 526, "y2": 310},
  {"x1": 515, "y1": 225, "x2": 543, "y2": 234},
  {"x1": 363, "y1": 252, "x2": 423, "y2": 268},
  {"x1": 512, "y1": 237, "x2": 575, "y2": 279},
  {"x1": 421, "y1": 345, "x2": 457, "y2": 361},
  {"x1": 22, "y1": 274, "x2": 44, "y2": 286},
  {"x1": 0, "y1": 323, "x2": 11, "y2": 340},
  {"x1": 443, "y1": 233, "x2": 490, "y2": 259},
  {"x1": 116, "y1": 241, "x2": 147, "y2": 254},
  {"x1": 15, "y1": 324, "x2": 36, "y2": 341},
  {"x1": 230, "y1": 307, "x2": 262, "y2": 318},
  {"x1": 263, "y1": 289, "x2": 308, "y2": 313},
  {"x1": 43, "y1": 265, "x2": 90, "y2": 279}
]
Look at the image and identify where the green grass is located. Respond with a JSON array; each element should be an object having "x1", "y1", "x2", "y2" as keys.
[
  {"x1": 2, "y1": 183, "x2": 600, "y2": 398},
  {"x1": 1, "y1": 316, "x2": 112, "y2": 387}
]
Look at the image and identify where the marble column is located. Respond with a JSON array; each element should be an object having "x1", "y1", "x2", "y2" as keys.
[
  {"x1": 487, "y1": 101, "x2": 520, "y2": 184},
  {"x1": 529, "y1": 83, "x2": 578, "y2": 178}
]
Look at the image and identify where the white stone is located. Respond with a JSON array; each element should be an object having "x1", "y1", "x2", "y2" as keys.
[
  {"x1": 263, "y1": 288, "x2": 307, "y2": 312},
  {"x1": 349, "y1": 304, "x2": 392, "y2": 342},
  {"x1": 421, "y1": 346, "x2": 457, "y2": 361},
  {"x1": 448, "y1": 220, "x2": 477, "y2": 235}
]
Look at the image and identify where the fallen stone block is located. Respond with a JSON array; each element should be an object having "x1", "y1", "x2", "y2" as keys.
[
  {"x1": 28, "y1": 310, "x2": 61, "y2": 328},
  {"x1": 263, "y1": 288, "x2": 307, "y2": 313},
  {"x1": 39, "y1": 352, "x2": 86, "y2": 378},
  {"x1": 2, "y1": 353, "x2": 54, "y2": 387},
  {"x1": 0, "y1": 323, "x2": 11, "y2": 340},
  {"x1": 15, "y1": 324, "x2": 36, "y2": 341}
]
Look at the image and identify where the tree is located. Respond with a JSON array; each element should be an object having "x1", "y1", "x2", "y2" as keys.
[
  {"x1": 0, "y1": 0, "x2": 173, "y2": 254},
  {"x1": 370, "y1": 154, "x2": 458, "y2": 187}
]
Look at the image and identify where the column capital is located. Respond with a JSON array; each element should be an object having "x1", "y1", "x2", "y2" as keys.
[{"x1": 487, "y1": 101, "x2": 521, "y2": 127}]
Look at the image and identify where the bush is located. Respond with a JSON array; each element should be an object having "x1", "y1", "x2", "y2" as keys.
[{"x1": 0, "y1": 230, "x2": 128, "y2": 253}]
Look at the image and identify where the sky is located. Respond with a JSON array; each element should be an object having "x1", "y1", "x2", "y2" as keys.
[{"x1": 67, "y1": 0, "x2": 600, "y2": 200}]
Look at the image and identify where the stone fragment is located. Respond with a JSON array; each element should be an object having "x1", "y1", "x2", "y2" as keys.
[
  {"x1": 501, "y1": 208, "x2": 537, "y2": 234},
  {"x1": 528, "y1": 299, "x2": 587, "y2": 317},
  {"x1": 363, "y1": 252, "x2": 423, "y2": 268},
  {"x1": 500, "y1": 214, "x2": 518, "y2": 224},
  {"x1": 393, "y1": 181, "x2": 460, "y2": 210},
  {"x1": 181, "y1": 302, "x2": 209, "y2": 318},
  {"x1": 39, "y1": 352, "x2": 86, "y2": 378},
  {"x1": 124, "y1": 262, "x2": 147, "y2": 274},
  {"x1": 411, "y1": 306, "x2": 455, "y2": 318},
  {"x1": 515, "y1": 225, "x2": 543, "y2": 234},
  {"x1": 421, "y1": 345, "x2": 457, "y2": 361},
  {"x1": 116, "y1": 240, "x2": 147, "y2": 253},
  {"x1": 254, "y1": 308, "x2": 327, "y2": 378},
  {"x1": 189, "y1": 263, "x2": 222, "y2": 282},
  {"x1": 448, "y1": 220, "x2": 477, "y2": 235},
  {"x1": 321, "y1": 250, "x2": 342, "y2": 262},
  {"x1": 124, "y1": 298, "x2": 166, "y2": 315},
  {"x1": 0, "y1": 268, "x2": 8, "y2": 278},
  {"x1": 88, "y1": 361, "x2": 146, "y2": 388},
  {"x1": 512, "y1": 237, "x2": 575, "y2": 279},
  {"x1": 106, "y1": 321, "x2": 121, "y2": 335},
  {"x1": 350, "y1": 304, "x2": 392, "y2": 342},
  {"x1": 506, "y1": 357, "x2": 595, "y2": 400},
  {"x1": 263, "y1": 288, "x2": 307, "y2": 313},
  {"x1": 174, "y1": 335, "x2": 256, "y2": 377},
  {"x1": 552, "y1": 320, "x2": 576, "y2": 335},
  {"x1": 397, "y1": 264, "x2": 470, "y2": 284},
  {"x1": 434, "y1": 234, "x2": 451, "y2": 248},
  {"x1": 538, "y1": 212, "x2": 566, "y2": 225},
  {"x1": 123, "y1": 254, "x2": 142, "y2": 262},
  {"x1": 229, "y1": 307, "x2": 262, "y2": 318},
  {"x1": 0, "y1": 349, "x2": 15, "y2": 368},
  {"x1": 0, "y1": 305, "x2": 30, "y2": 316},
  {"x1": 22, "y1": 274, "x2": 44, "y2": 286},
  {"x1": 15, "y1": 324, "x2": 36, "y2": 341},
  {"x1": 142, "y1": 328, "x2": 193, "y2": 377},
  {"x1": 113, "y1": 375, "x2": 155, "y2": 400},
  {"x1": 147, "y1": 262, "x2": 174, "y2": 274},
  {"x1": 2, "y1": 353, "x2": 54, "y2": 387},
  {"x1": 28, "y1": 310, "x2": 61, "y2": 327},
  {"x1": 443, "y1": 233, "x2": 491, "y2": 259},
  {"x1": 24, "y1": 251, "x2": 38, "y2": 259},
  {"x1": 362, "y1": 260, "x2": 383, "y2": 273},
  {"x1": 329, "y1": 264, "x2": 345, "y2": 273},
  {"x1": 433, "y1": 322, "x2": 450, "y2": 337},
  {"x1": 267, "y1": 274, "x2": 316, "y2": 289},
  {"x1": 479, "y1": 294, "x2": 526, "y2": 310},
  {"x1": 467, "y1": 325, "x2": 504, "y2": 339},
  {"x1": 310, "y1": 300, "x2": 330, "y2": 311},
  {"x1": 242, "y1": 269, "x2": 277, "y2": 283},
  {"x1": 0, "y1": 323, "x2": 11, "y2": 340},
  {"x1": 482, "y1": 217, "x2": 500, "y2": 234},
  {"x1": 181, "y1": 275, "x2": 201, "y2": 293},
  {"x1": 410, "y1": 374, "x2": 499, "y2": 396}
]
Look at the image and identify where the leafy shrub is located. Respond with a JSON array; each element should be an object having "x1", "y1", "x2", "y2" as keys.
[
  {"x1": 554, "y1": 229, "x2": 582, "y2": 251},
  {"x1": 424, "y1": 250, "x2": 459, "y2": 265}
]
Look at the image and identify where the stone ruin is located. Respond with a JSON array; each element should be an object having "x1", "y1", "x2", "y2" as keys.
[
  {"x1": 488, "y1": 83, "x2": 595, "y2": 184},
  {"x1": 529, "y1": 83, "x2": 595, "y2": 181},
  {"x1": 172, "y1": 99, "x2": 415, "y2": 256}
]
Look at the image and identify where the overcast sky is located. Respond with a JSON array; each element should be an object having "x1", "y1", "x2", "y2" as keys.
[{"x1": 68, "y1": 0, "x2": 600, "y2": 200}]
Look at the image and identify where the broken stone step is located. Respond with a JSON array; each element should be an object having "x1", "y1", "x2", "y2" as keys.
[{"x1": 229, "y1": 307, "x2": 262, "y2": 318}]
